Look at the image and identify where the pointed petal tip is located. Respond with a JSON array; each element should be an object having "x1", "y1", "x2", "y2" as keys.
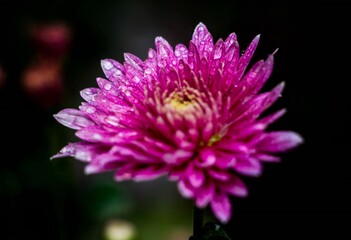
[
  {"x1": 254, "y1": 34, "x2": 261, "y2": 42},
  {"x1": 155, "y1": 36, "x2": 165, "y2": 43},
  {"x1": 100, "y1": 59, "x2": 114, "y2": 71},
  {"x1": 284, "y1": 132, "x2": 305, "y2": 150},
  {"x1": 196, "y1": 22, "x2": 207, "y2": 29},
  {"x1": 246, "y1": 34, "x2": 260, "y2": 50},
  {"x1": 50, "y1": 152, "x2": 69, "y2": 160},
  {"x1": 233, "y1": 185, "x2": 249, "y2": 198},
  {"x1": 293, "y1": 132, "x2": 305, "y2": 145},
  {"x1": 272, "y1": 48, "x2": 279, "y2": 55},
  {"x1": 278, "y1": 81, "x2": 286, "y2": 89},
  {"x1": 211, "y1": 193, "x2": 232, "y2": 223},
  {"x1": 215, "y1": 208, "x2": 231, "y2": 224},
  {"x1": 85, "y1": 165, "x2": 99, "y2": 175}
]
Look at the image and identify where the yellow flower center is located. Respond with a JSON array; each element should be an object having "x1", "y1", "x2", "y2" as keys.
[{"x1": 164, "y1": 87, "x2": 198, "y2": 112}]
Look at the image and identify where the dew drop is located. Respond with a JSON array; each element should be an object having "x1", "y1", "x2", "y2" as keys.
[
  {"x1": 175, "y1": 50, "x2": 181, "y2": 57},
  {"x1": 86, "y1": 106, "x2": 96, "y2": 114},
  {"x1": 148, "y1": 50, "x2": 155, "y2": 59},
  {"x1": 84, "y1": 89, "x2": 93, "y2": 95},
  {"x1": 105, "y1": 116, "x2": 119, "y2": 126},
  {"x1": 103, "y1": 61, "x2": 113, "y2": 70},
  {"x1": 214, "y1": 49, "x2": 222, "y2": 59},
  {"x1": 133, "y1": 76, "x2": 140, "y2": 83},
  {"x1": 159, "y1": 46, "x2": 167, "y2": 57},
  {"x1": 92, "y1": 133, "x2": 102, "y2": 140},
  {"x1": 115, "y1": 69, "x2": 122, "y2": 76},
  {"x1": 104, "y1": 83, "x2": 112, "y2": 90},
  {"x1": 145, "y1": 68, "x2": 152, "y2": 74}
]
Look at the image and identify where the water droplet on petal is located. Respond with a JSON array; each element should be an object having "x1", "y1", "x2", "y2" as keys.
[
  {"x1": 145, "y1": 68, "x2": 152, "y2": 74},
  {"x1": 133, "y1": 76, "x2": 140, "y2": 83},
  {"x1": 115, "y1": 69, "x2": 122, "y2": 76},
  {"x1": 214, "y1": 49, "x2": 222, "y2": 59},
  {"x1": 105, "y1": 116, "x2": 119, "y2": 126},
  {"x1": 102, "y1": 61, "x2": 113, "y2": 70},
  {"x1": 86, "y1": 106, "x2": 96, "y2": 114},
  {"x1": 104, "y1": 83, "x2": 112, "y2": 90},
  {"x1": 148, "y1": 51, "x2": 155, "y2": 59}
]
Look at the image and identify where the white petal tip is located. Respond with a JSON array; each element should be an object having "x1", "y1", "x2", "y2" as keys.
[{"x1": 85, "y1": 165, "x2": 98, "y2": 175}]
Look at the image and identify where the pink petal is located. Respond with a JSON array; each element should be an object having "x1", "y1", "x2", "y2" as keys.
[
  {"x1": 211, "y1": 193, "x2": 231, "y2": 223},
  {"x1": 208, "y1": 169, "x2": 231, "y2": 181},
  {"x1": 221, "y1": 176, "x2": 248, "y2": 197},
  {"x1": 191, "y1": 22, "x2": 214, "y2": 59},
  {"x1": 155, "y1": 37, "x2": 174, "y2": 68},
  {"x1": 235, "y1": 34, "x2": 260, "y2": 78},
  {"x1": 51, "y1": 142, "x2": 105, "y2": 162},
  {"x1": 124, "y1": 53, "x2": 144, "y2": 72},
  {"x1": 257, "y1": 131, "x2": 304, "y2": 152},
  {"x1": 54, "y1": 109, "x2": 95, "y2": 130},
  {"x1": 174, "y1": 44, "x2": 188, "y2": 61},
  {"x1": 100, "y1": 59, "x2": 125, "y2": 81},
  {"x1": 195, "y1": 182, "x2": 215, "y2": 208},
  {"x1": 253, "y1": 153, "x2": 281, "y2": 162},
  {"x1": 131, "y1": 165, "x2": 166, "y2": 182},
  {"x1": 80, "y1": 88, "x2": 100, "y2": 103},
  {"x1": 259, "y1": 108, "x2": 286, "y2": 126},
  {"x1": 177, "y1": 180, "x2": 194, "y2": 198},
  {"x1": 187, "y1": 165, "x2": 205, "y2": 188},
  {"x1": 234, "y1": 157, "x2": 263, "y2": 177},
  {"x1": 199, "y1": 148, "x2": 216, "y2": 167}
]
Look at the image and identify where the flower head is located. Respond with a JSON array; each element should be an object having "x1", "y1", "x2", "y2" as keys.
[{"x1": 52, "y1": 23, "x2": 303, "y2": 223}]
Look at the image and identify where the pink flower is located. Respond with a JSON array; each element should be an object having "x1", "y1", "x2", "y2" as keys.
[{"x1": 52, "y1": 22, "x2": 303, "y2": 223}]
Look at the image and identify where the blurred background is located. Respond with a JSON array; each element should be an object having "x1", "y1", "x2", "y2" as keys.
[{"x1": 0, "y1": 0, "x2": 350, "y2": 239}]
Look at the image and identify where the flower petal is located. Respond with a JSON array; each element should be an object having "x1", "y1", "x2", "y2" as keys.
[
  {"x1": 178, "y1": 179, "x2": 194, "y2": 198},
  {"x1": 211, "y1": 192, "x2": 231, "y2": 223},
  {"x1": 192, "y1": 22, "x2": 214, "y2": 59},
  {"x1": 51, "y1": 142, "x2": 106, "y2": 162},
  {"x1": 54, "y1": 109, "x2": 95, "y2": 130},
  {"x1": 221, "y1": 176, "x2": 248, "y2": 197},
  {"x1": 257, "y1": 131, "x2": 304, "y2": 152},
  {"x1": 234, "y1": 157, "x2": 263, "y2": 177},
  {"x1": 195, "y1": 182, "x2": 215, "y2": 208}
]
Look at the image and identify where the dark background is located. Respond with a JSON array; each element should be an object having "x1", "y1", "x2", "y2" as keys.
[{"x1": 1, "y1": 0, "x2": 350, "y2": 239}]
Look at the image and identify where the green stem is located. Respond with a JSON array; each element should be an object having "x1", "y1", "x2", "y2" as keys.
[{"x1": 190, "y1": 202, "x2": 204, "y2": 240}]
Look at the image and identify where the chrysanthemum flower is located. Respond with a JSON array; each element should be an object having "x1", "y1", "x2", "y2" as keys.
[{"x1": 52, "y1": 22, "x2": 303, "y2": 223}]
